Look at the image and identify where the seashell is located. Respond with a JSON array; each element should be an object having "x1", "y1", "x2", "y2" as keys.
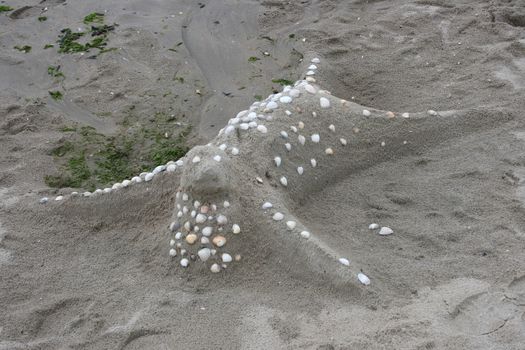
[
  {"x1": 311, "y1": 134, "x2": 320, "y2": 143},
  {"x1": 290, "y1": 126, "x2": 298, "y2": 133},
  {"x1": 305, "y1": 84, "x2": 317, "y2": 94},
  {"x1": 381, "y1": 141, "x2": 386, "y2": 147},
  {"x1": 310, "y1": 159, "x2": 317, "y2": 167},
  {"x1": 169, "y1": 249, "x2": 177, "y2": 257},
  {"x1": 306, "y1": 70, "x2": 315, "y2": 76},
  {"x1": 211, "y1": 204, "x2": 217, "y2": 211},
  {"x1": 224, "y1": 125, "x2": 235, "y2": 134},
  {"x1": 234, "y1": 254, "x2": 242, "y2": 261},
  {"x1": 191, "y1": 210, "x2": 196, "y2": 218},
  {"x1": 306, "y1": 76, "x2": 316, "y2": 82},
  {"x1": 223, "y1": 201, "x2": 230, "y2": 208},
  {"x1": 386, "y1": 111, "x2": 395, "y2": 119},
  {"x1": 280, "y1": 176, "x2": 288, "y2": 186},
  {"x1": 369, "y1": 223, "x2": 379, "y2": 230},
  {"x1": 280, "y1": 96, "x2": 292, "y2": 104},
  {"x1": 308, "y1": 64, "x2": 317, "y2": 70},
  {"x1": 145, "y1": 173, "x2": 154, "y2": 182},
  {"x1": 289, "y1": 89, "x2": 301, "y2": 97},
  {"x1": 358, "y1": 272, "x2": 371, "y2": 286},
  {"x1": 200, "y1": 206, "x2": 209, "y2": 214},
  {"x1": 256, "y1": 177, "x2": 263, "y2": 183},
  {"x1": 320, "y1": 97, "x2": 330, "y2": 108},
  {"x1": 311, "y1": 57, "x2": 320, "y2": 63},
  {"x1": 182, "y1": 193, "x2": 189, "y2": 201},
  {"x1": 167, "y1": 164, "x2": 177, "y2": 172},
  {"x1": 285, "y1": 143, "x2": 292, "y2": 151},
  {"x1": 338, "y1": 258, "x2": 350, "y2": 266},
  {"x1": 274, "y1": 156, "x2": 282, "y2": 167},
  {"x1": 180, "y1": 258, "x2": 189, "y2": 267},
  {"x1": 267, "y1": 101, "x2": 278, "y2": 110},
  {"x1": 352, "y1": 127, "x2": 360, "y2": 133},
  {"x1": 196, "y1": 214, "x2": 207, "y2": 224},
  {"x1": 55, "y1": 196, "x2": 64, "y2": 201},
  {"x1": 362, "y1": 109, "x2": 371, "y2": 117},
  {"x1": 131, "y1": 176, "x2": 142, "y2": 183},
  {"x1": 231, "y1": 147, "x2": 240, "y2": 155},
  {"x1": 176, "y1": 160, "x2": 184, "y2": 166},
  {"x1": 379, "y1": 227, "x2": 393, "y2": 235},
  {"x1": 286, "y1": 221, "x2": 296, "y2": 230},
  {"x1": 184, "y1": 221, "x2": 191, "y2": 231},
  {"x1": 169, "y1": 221, "x2": 180, "y2": 232},
  {"x1": 222, "y1": 253, "x2": 233, "y2": 263},
  {"x1": 328, "y1": 124, "x2": 335, "y2": 132},
  {"x1": 202, "y1": 226, "x2": 213, "y2": 236},
  {"x1": 428, "y1": 110, "x2": 437, "y2": 116},
  {"x1": 175, "y1": 232, "x2": 182, "y2": 240},
  {"x1": 262, "y1": 202, "x2": 273, "y2": 209},
  {"x1": 280, "y1": 131, "x2": 288, "y2": 138},
  {"x1": 198, "y1": 248, "x2": 211, "y2": 262},
  {"x1": 300, "y1": 231, "x2": 310, "y2": 239},
  {"x1": 273, "y1": 212, "x2": 284, "y2": 221},
  {"x1": 257, "y1": 125, "x2": 268, "y2": 133},
  {"x1": 122, "y1": 180, "x2": 131, "y2": 187},
  {"x1": 170, "y1": 239, "x2": 176, "y2": 246},
  {"x1": 182, "y1": 206, "x2": 188, "y2": 214},
  {"x1": 210, "y1": 263, "x2": 221, "y2": 273},
  {"x1": 219, "y1": 143, "x2": 227, "y2": 151},
  {"x1": 185, "y1": 233, "x2": 198, "y2": 245},
  {"x1": 325, "y1": 148, "x2": 334, "y2": 155},
  {"x1": 192, "y1": 156, "x2": 201, "y2": 163},
  {"x1": 298, "y1": 135, "x2": 306, "y2": 145},
  {"x1": 213, "y1": 155, "x2": 221, "y2": 162},
  {"x1": 217, "y1": 215, "x2": 228, "y2": 225},
  {"x1": 232, "y1": 224, "x2": 241, "y2": 234},
  {"x1": 340, "y1": 138, "x2": 347, "y2": 146},
  {"x1": 298, "y1": 122, "x2": 305, "y2": 129},
  {"x1": 194, "y1": 201, "x2": 201, "y2": 208},
  {"x1": 402, "y1": 112, "x2": 410, "y2": 118},
  {"x1": 212, "y1": 235, "x2": 226, "y2": 247},
  {"x1": 201, "y1": 237, "x2": 209, "y2": 244},
  {"x1": 297, "y1": 166, "x2": 304, "y2": 175}
]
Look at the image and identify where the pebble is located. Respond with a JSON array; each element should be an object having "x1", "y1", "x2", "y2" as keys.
[
  {"x1": 363, "y1": 109, "x2": 371, "y2": 117},
  {"x1": 169, "y1": 249, "x2": 177, "y2": 257},
  {"x1": 192, "y1": 156, "x2": 201, "y2": 163},
  {"x1": 213, "y1": 155, "x2": 221, "y2": 162},
  {"x1": 196, "y1": 214, "x2": 207, "y2": 224},
  {"x1": 219, "y1": 144, "x2": 227, "y2": 151},
  {"x1": 262, "y1": 202, "x2": 273, "y2": 209},
  {"x1": 290, "y1": 126, "x2": 298, "y2": 133},
  {"x1": 285, "y1": 110, "x2": 292, "y2": 116},
  {"x1": 308, "y1": 64, "x2": 317, "y2": 70},
  {"x1": 222, "y1": 253, "x2": 233, "y2": 263},
  {"x1": 325, "y1": 148, "x2": 334, "y2": 155},
  {"x1": 257, "y1": 125, "x2": 268, "y2": 133},
  {"x1": 297, "y1": 166, "x2": 304, "y2": 175},
  {"x1": 289, "y1": 89, "x2": 300, "y2": 97},
  {"x1": 280, "y1": 96, "x2": 292, "y2": 104},
  {"x1": 273, "y1": 212, "x2": 284, "y2": 221},
  {"x1": 175, "y1": 232, "x2": 183, "y2": 240},
  {"x1": 274, "y1": 156, "x2": 282, "y2": 167},
  {"x1": 280, "y1": 176, "x2": 288, "y2": 186},
  {"x1": 386, "y1": 111, "x2": 395, "y2": 119},
  {"x1": 55, "y1": 196, "x2": 64, "y2": 201},
  {"x1": 122, "y1": 180, "x2": 131, "y2": 187},
  {"x1": 231, "y1": 147, "x2": 240, "y2": 155},
  {"x1": 217, "y1": 215, "x2": 228, "y2": 225},
  {"x1": 145, "y1": 173, "x2": 154, "y2": 182},
  {"x1": 235, "y1": 254, "x2": 242, "y2": 261},
  {"x1": 298, "y1": 135, "x2": 306, "y2": 145},
  {"x1": 232, "y1": 224, "x2": 241, "y2": 234},
  {"x1": 210, "y1": 263, "x2": 221, "y2": 273},
  {"x1": 311, "y1": 134, "x2": 320, "y2": 143},
  {"x1": 305, "y1": 84, "x2": 317, "y2": 94},
  {"x1": 212, "y1": 235, "x2": 226, "y2": 247},
  {"x1": 428, "y1": 110, "x2": 437, "y2": 116},
  {"x1": 285, "y1": 143, "x2": 292, "y2": 151},
  {"x1": 369, "y1": 223, "x2": 379, "y2": 230},
  {"x1": 311, "y1": 159, "x2": 317, "y2": 167},
  {"x1": 182, "y1": 193, "x2": 189, "y2": 201},
  {"x1": 402, "y1": 112, "x2": 410, "y2": 118},
  {"x1": 267, "y1": 101, "x2": 278, "y2": 110},
  {"x1": 320, "y1": 97, "x2": 330, "y2": 108},
  {"x1": 170, "y1": 239, "x2": 176, "y2": 247},
  {"x1": 379, "y1": 227, "x2": 394, "y2": 236},
  {"x1": 202, "y1": 226, "x2": 213, "y2": 236},
  {"x1": 198, "y1": 248, "x2": 211, "y2": 262},
  {"x1": 180, "y1": 258, "x2": 189, "y2": 267},
  {"x1": 39, "y1": 197, "x2": 49, "y2": 204},
  {"x1": 329, "y1": 124, "x2": 335, "y2": 132},
  {"x1": 358, "y1": 272, "x2": 371, "y2": 285},
  {"x1": 300, "y1": 231, "x2": 310, "y2": 239},
  {"x1": 381, "y1": 141, "x2": 386, "y2": 147},
  {"x1": 280, "y1": 131, "x2": 288, "y2": 138},
  {"x1": 131, "y1": 176, "x2": 142, "y2": 183},
  {"x1": 340, "y1": 138, "x2": 347, "y2": 146},
  {"x1": 311, "y1": 57, "x2": 320, "y2": 63},
  {"x1": 201, "y1": 237, "x2": 209, "y2": 244},
  {"x1": 185, "y1": 233, "x2": 198, "y2": 245},
  {"x1": 306, "y1": 77, "x2": 316, "y2": 83},
  {"x1": 286, "y1": 221, "x2": 296, "y2": 230},
  {"x1": 306, "y1": 70, "x2": 315, "y2": 76},
  {"x1": 339, "y1": 258, "x2": 350, "y2": 266},
  {"x1": 298, "y1": 122, "x2": 305, "y2": 129},
  {"x1": 223, "y1": 201, "x2": 230, "y2": 208}
]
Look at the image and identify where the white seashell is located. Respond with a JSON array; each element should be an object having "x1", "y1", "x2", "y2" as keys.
[
  {"x1": 222, "y1": 253, "x2": 233, "y2": 263},
  {"x1": 306, "y1": 76, "x2": 316, "y2": 82},
  {"x1": 298, "y1": 135, "x2": 306, "y2": 145},
  {"x1": 39, "y1": 197, "x2": 49, "y2": 204},
  {"x1": 219, "y1": 144, "x2": 227, "y2": 151},
  {"x1": 379, "y1": 227, "x2": 394, "y2": 235},
  {"x1": 311, "y1": 134, "x2": 320, "y2": 143},
  {"x1": 428, "y1": 110, "x2": 437, "y2": 116},
  {"x1": 285, "y1": 110, "x2": 292, "y2": 116},
  {"x1": 182, "y1": 206, "x2": 188, "y2": 214},
  {"x1": 202, "y1": 227, "x2": 213, "y2": 236},
  {"x1": 297, "y1": 166, "x2": 304, "y2": 175},
  {"x1": 182, "y1": 193, "x2": 189, "y2": 201},
  {"x1": 184, "y1": 221, "x2": 191, "y2": 231},
  {"x1": 339, "y1": 258, "x2": 350, "y2": 266},
  {"x1": 312, "y1": 111, "x2": 317, "y2": 118},
  {"x1": 257, "y1": 125, "x2": 268, "y2": 133},
  {"x1": 280, "y1": 131, "x2": 288, "y2": 138},
  {"x1": 289, "y1": 89, "x2": 301, "y2": 97},
  {"x1": 153, "y1": 165, "x2": 165, "y2": 174},
  {"x1": 300, "y1": 231, "x2": 310, "y2": 239},
  {"x1": 122, "y1": 180, "x2": 131, "y2": 187},
  {"x1": 196, "y1": 214, "x2": 207, "y2": 224},
  {"x1": 232, "y1": 224, "x2": 241, "y2": 234},
  {"x1": 358, "y1": 272, "x2": 371, "y2": 286},
  {"x1": 340, "y1": 138, "x2": 347, "y2": 146},
  {"x1": 262, "y1": 202, "x2": 273, "y2": 209},
  {"x1": 308, "y1": 64, "x2": 317, "y2": 70},
  {"x1": 192, "y1": 156, "x2": 201, "y2": 163},
  {"x1": 176, "y1": 160, "x2": 184, "y2": 166},
  {"x1": 71, "y1": 192, "x2": 78, "y2": 196},
  {"x1": 311, "y1": 57, "x2": 320, "y2": 63},
  {"x1": 286, "y1": 221, "x2": 296, "y2": 230},
  {"x1": 198, "y1": 248, "x2": 211, "y2": 262},
  {"x1": 191, "y1": 210, "x2": 196, "y2": 218},
  {"x1": 175, "y1": 232, "x2": 182, "y2": 240},
  {"x1": 305, "y1": 84, "x2": 317, "y2": 94},
  {"x1": 267, "y1": 101, "x2": 278, "y2": 110},
  {"x1": 328, "y1": 124, "x2": 335, "y2": 132},
  {"x1": 402, "y1": 112, "x2": 410, "y2": 118},
  {"x1": 280, "y1": 96, "x2": 292, "y2": 104},
  {"x1": 180, "y1": 258, "x2": 189, "y2": 267},
  {"x1": 213, "y1": 155, "x2": 221, "y2": 162},
  {"x1": 112, "y1": 183, "x2": 122, "y2": 190},
  {"x1": 224, "y1": 125, "x2": 235, "y2": 134},
  {"x1": 131, "y1": 176, "x2": 142, "y2": 183},
  {"x1": 369, "y1": 223, "x2": 379, "y2": 230},
  {"x1": 210, "y1": 263, "x2": 221, "y2": 273},
  {"x1": 212, "y1": 235, "x2": 226, "y2": 247},
  {"x1": 285, "y1": 143, "x2": 292, "y2": 151},
  {"x1": 240, "y1": 123, "x2": 249, "y2": 130},
  {"x1": 325, "y1": 148, "x2": 334, "y2": 155},
  {"x1": 223, "y1": 201, "x2": 230, "y2": 208},
  {"x1": 311, "y1": 159, "x2": 317, "y2": 167},
  {"x1": 290, "y1": 126, "x2": 298, "y2": 133},
  {"x1": 166, "y1": 164, "x2": 177, "y2": 172},
  {"x1": 273, "y1": 212, "x2": 284, "y2": 221},
  {"x1": 201, "y1": 237, "x2": 209, "y2": 244},
  {"x1": 169, "y1": 249, "x2": 177, "y2": 257},
  {"x1": 145, "y1": 173, "x2": 154, "y2": 182},
  {"x1": 363, "y1": 109, "x2": 371, "y2": 116},
  {"x1": 280, "y1": 176, "x2": 288, "y2": 186},
  {"x1": 274, "y1": 156, "x2": 282, "y2": 167},
  {"x1": 54, "y1": 195, "x2": 64, "y2": 201},
  {"x1": 306, "y1": 70, "x2": 315, "y2": 76},
  {"x1": 217, "y1": 214, "x2": 228, "y2": 225},
  {"x1": 194, "y1": 200, "x2": 201, "y2": 208},
  {"x1": 381, "y1": 141, "x2": 386, "y2": 147},
  {"x1": 231, "y1": 147, "x2": 240, "y2": 155},
  {"x1": 298, "y1": 122, "x2": 305, "y2": 129},
  {"x1": 320, "y1": 97, "x2": 330, "y2": 108}
]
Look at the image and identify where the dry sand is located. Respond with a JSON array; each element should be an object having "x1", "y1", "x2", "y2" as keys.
[{"x1": 1, "y1": 0, "x2": 525, "y2": 349}]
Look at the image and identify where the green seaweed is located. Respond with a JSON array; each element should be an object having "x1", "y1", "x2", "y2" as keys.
[
  {"x1": 83, "y1": 12, "x2": 104, "y2": 24},
  {"x1": 0, "y1": 5, "x2": 13, "y2": 12},
  {"x1": 254, "y1": 95, "x2": 262, "y2": 101},
  {"x1": 248, "y1": 56, "x2": 260, "y2": 62},
  {"x1": 44, "y1": 44, "x2": 54, "y2": 49},
  {"x1": 14, "y1": 45, "x2": 31, "y2": 53},
  {"x1": 48, "y1": 65, "x2": 65, "y2": 79},
  {"x1": 49, "y1": 91, "x2": 63, "y2": 100},
  {"x1": 38, "y1": 16, "x2": 47, "y2": 22},
  {"x1": 271, "y1": 78, "x2": 294, "y2": 86}
]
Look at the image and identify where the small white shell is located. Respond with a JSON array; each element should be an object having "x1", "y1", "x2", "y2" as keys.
[
  {"x1": 145, "y1": 173, "x2": 154, "y2": 182},
  {"x1": 273, "y1": 212, "x2": 284, "y2": 221},
  {"x1": 222, "y1": 253, "x2": 233, "y2": 263},
  {"x1": 169, "y1": 249, "x2": 177, "y2": 257},
  {"x1": 274, "y1": 156, "x2": 282, "y2": 167},
  {"x1": 339, "y1": 258, "x2": 350, "y2": 266},
  {"x1": 231, "y1": 147, "x2": 240, "y2": 155},
  {"x1": 363, "y1": 109, "x2": 371, "y2": 117},
  {"x1": 210, "y1": 263, "x2": 221, "y2": 273},
  {"x1": 340, "y1": 138, "x2": 347, "y2": 146},
  {"x1": 297, "y1": 166, "x2": 304, "y2": 175},
  {"x1": 358, "y1": 272, "x2": 371, "y2": 285},
  {"x1": 298, "y1": 135, "x2": 306, "y2": 145},
  {"x1": 328, "y1": 124, "x2": 335, "y2": 132},
  {"x1": 213, "y1": 155, "x2": 221, "y2": 162},
  {"x1": 300, "y1": 231, "x2": 310, "y2": 239},
  {"x1": 320, "y1": 97, "x2": 330, "y2": 108},
  {"x1": 286, "y1": 221, "x2": 296, "y2": 230},
  {"x1": 369, "y1": 223, "x2": 379, "y2": 230},
  {"x1": 192, "y1": 156, "x2": 201, "y2": 163},
  {"x1": 232, "y1": 224, "x2": 241, "y2": 234},
  {"x1": 285, "y1": 143, "x2": 292, "y2": 151},
  {"x1": 311, "y1": 134, "x2": 320, "y2": 143},
  {"x1": 280, "y1": 131, "x2": 288, "y2": 138},
  {"x1": 310, "y1": 159, "x2": 317, "y2": 167},
  {"x1": 180, "y1": 258, "x2": 189, "y2": 267},
  {"x1": 262, "y1": 202, "x2": 273, "y2": 209},
  {"x1": 280, "y1": 176, "x2": 288, "y2": 186},
  {"x1": 257, "y1": 125, "x2": 268, "y2": 133},
  {"x1": 223, "y1": 201, "x2": 230, "y2": 208},
  {"x1": 325, "y1": 148, "x2": 334, "y2": 155},
  {"x1": 379, "y1": 227, "x2": 394, "y2": 235},
  {"x1": 202, "y1": 227, "x2": 213, "y2": 236}
]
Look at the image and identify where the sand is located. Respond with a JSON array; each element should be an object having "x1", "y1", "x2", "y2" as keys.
[{"x1": 1, "y1": 0, "x2": 525, "y2": 349}]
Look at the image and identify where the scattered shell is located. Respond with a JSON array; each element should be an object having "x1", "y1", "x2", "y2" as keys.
[
  {"x1": 428, "y1": 110, "x2": 437, "y2": 116},
  {"x1": 285, "y1": 143, "x2": 292, "y2": 151},
  {"x1": 311, "y1": 134, "x2": 320, "y2": 143},
  {"x1": 311, "y1": 57, "x2": 320, "y2": 63},
  {"x1": 222, "y1": 253, "x2": 233, "y2": 263},
  {"x1": 217, "y1": 215, "x2": 228, "y2": 225},
  {"x1": 234, "y1": 254, "x2": 242, "y2": 261},
  {"x1": 298, "y1": 135, "x2": 306, "y2": 145},
  {"x1": 232, "y1": 224, "x2": 241, "y2": 234},
  {"x1": 306, "y1": 70, "x2": 315, "y2": 76},
  {"x1": 213, "y1": 155, "x2": 221, "y2": 162},
  {"x1": 297, "y1": 166, "x2": 304, "y2": 175},
  {"x1": 169, "y1": 221, "x2": 180, "y2": 232},
  {"x1": 231, "y1": 147, "x2": 240, "y2": 155},
  {"x1": 39, "y1": 197, "x2": 49, "y2": 204},
  {"x1": 262, "y1": 202, "x2": 273, "y2": 209},
  {"x1": 256, "y1": 177, "x2": 263, "y2": 184},
  {"x1": 325, "y1": 148, "x2": 334, "y2": 155},
  {"x1": 379, "y1": 227, "x2": 394, "y2": 236},
  {"x1": 212, "y1": 235, "x2": 226, "y2": 247},
  {"x1": 196, "y1": 214, "x2": 207, "y2": 224},
  {"x1": 285, "y1": 110, "x2": 292, "y2": 116},
  {"x1": 180, "y1": 258, "x2": 189, "y2": 267},
  {"x1": 340, "y1": 138, "x2": 347, "y2": 146},
  {"x1": 201, "y1": 237, "x2": 209, "y2": 244},
  {"x1": 169, "y1": 249, "x2": 177, "y2": 257},
  {"x1": 306, "y1": 76, "x2": 316, "y2": 83},
  {"x1": 185, "y1": 233, "x2": 198, "y2": 245},
  {"x1": 308, "y1": 64, "x2": 317, "y2": 70},
  {"x1": 274, "y1": 156, "x2": 282, "y2": 167},
  {"x1": 219, "y1": 144, "x2": 227, "y2": 151},
  {"x1": 280, "y1": 96, "x2": 292, "y2": 104},
  {"x1": 369, "y1": 223, "x2": 379, "y2": 230},
  {"x1": 290, "y1": 126, "x2": 298, "y2": 133},
  {"x1": 363, "y1": 109, "x2": 371, "y2": 117},
  {"x1": 298, "y1": 121, "x2": 305, "y2": 129},
  {"x1": 328, "y1": 124, "x2": 335, "y2": 132},
  {"x1": 339, "y1": 258, "x2": 350, "y2": 266},
  {"x1": 280, "y1": 176, "x2": 288, "y2": 186},
  {"x1": 402, "y1": 112, "x2": 410, "y2": 118},
  {"x1": 202, "y1": 226, "x2": 213, "y2": 236},
  {"x1": 182, "y1": 193, "x2": 189, "y2": 201},
  {"x1": 305, "y1": 84, "x2": 317, "y2": 94},
  {"x1": 210, "y1": 263, "x2": 221, "y2": 273},
  {"x1": 267, "y1": 101, "x2": 278, "y2": 109},
  {"x1": 280, "y1": 131, "x2": 289, "y2": 138},
  {"x1": 55, "y1": 196, "x2": 64, "y2": 201},
  {"x1": 201, "y1": 205, "x2": 209, "y2": 214},
  {"x1": 167, "y1": 164, "x2": 177, "y2": 172},
  {"x1": 192, "y1": 156, "x2": 201, "y2": 163},
  {"x1": 131, "y1": 176, "x2": 142, "y2": 183},
  {"x1": 273, "y1": 212, "x2": 284, "y2": 221},
  {"x1": 198, "y1": 248, "x2": 211, "y2": 262},
  {"x1": 381, "y1": 141, "x2": 386, "y2": 147},
  {"x1": 312, "y1": 111, "x2": 317, "y2": 117},
  {"x1": 223, "y1": 201, "x2": 230, "y2": 208},
  {"x1": 300, "y1": 231, "x2": 310, "y2": 239},
  {"x1": 286, "y1": 221, "x2": 296, "y2": 230},
  {"x1": 310, "y1": 159, "x2": 317, "y2": 167},
  {"x1": 320, "y1": 97, "x2": 330, "y2": 108},
  {"x1": 170, "y1": 239, "x2": 176, "y2": 247},
  {"x1": 358, "y1": 272, "x2": 371, "y2": 286},
  {"x1": 175, "y1": 232, "x2": 182, "y2": 240},
  {"x1": 122, "y1": 180, "x2": 131, "y2": 187},
  {"x1": 257, "y1": 125, "x2": 268, "y2": 133},
  {"x1": 386, "y1": 111, "x2": 395, "y2": 119},
  {"x1": 145, "y1": 173, "x2": 154, "y2": 182}
]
